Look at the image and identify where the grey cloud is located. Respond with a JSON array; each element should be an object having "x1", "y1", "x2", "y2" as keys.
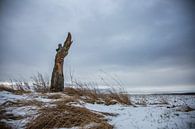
[{"x1": 0, "y1": 0, "x2": 194, "y2": 88}]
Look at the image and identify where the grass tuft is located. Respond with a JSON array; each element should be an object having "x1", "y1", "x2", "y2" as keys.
[
  {"x1": 26, "y1": 99, "x2": 113, "y2": 129},
  {"x1": 31, "y1": 73, "x2": 50, "y2": 93},
  {"x1": 64, "y1": 85, "x2": 132, "y2": 105}
]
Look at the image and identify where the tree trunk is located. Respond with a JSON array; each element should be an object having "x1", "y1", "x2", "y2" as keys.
[{"x1": 50, "y1": 32, "x2": 73, "y2": 92}]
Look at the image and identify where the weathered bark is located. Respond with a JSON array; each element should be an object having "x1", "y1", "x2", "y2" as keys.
[{"x1": 50, "y1": 32, "x2": 73, "y2": 92}]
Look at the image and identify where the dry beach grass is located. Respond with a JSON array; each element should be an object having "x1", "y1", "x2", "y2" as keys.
[{"x1": 26, "y1": 98, "x2": 113, "y2": 129}]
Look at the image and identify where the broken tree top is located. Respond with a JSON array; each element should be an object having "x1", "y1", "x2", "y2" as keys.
[{"x1": 63, "y1": 32, "x2": 73, "y2": 50}]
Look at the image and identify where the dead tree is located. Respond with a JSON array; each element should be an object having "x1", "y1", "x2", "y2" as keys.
[{"x1": 50, "y1": 32, "x2": 73, "y2": 92}]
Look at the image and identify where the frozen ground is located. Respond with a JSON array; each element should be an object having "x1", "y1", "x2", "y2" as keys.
[
  {"x1": 84, "y1": 95, "x2": 195, "y2": 129},
  {"x1": 0, "y1": 90, "x2": 195, "y2": 129}
]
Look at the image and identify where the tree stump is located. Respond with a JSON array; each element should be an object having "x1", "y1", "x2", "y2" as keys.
[{"x1": 50, "y1": 32, "x2": 73, "y2": 92}]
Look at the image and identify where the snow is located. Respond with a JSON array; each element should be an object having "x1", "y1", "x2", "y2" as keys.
[
  {"x1": 83, "y1": 95, "x2": 195, "y2": 129},
  {"x1": 0, "y1": 91, "x2": 28, "y2": 105},
  {"x1": 0, "y1": 89, "x2": 195, "y2": 129},
  {"x1": 7, "y1": 106, "x2": 38, "y2": 117},
  {"x1": 2, "y1": 106, "x2": 38, "y2": 129}
]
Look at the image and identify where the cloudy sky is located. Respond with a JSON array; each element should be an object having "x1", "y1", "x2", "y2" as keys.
[{"x1": 0, "y1": 0, "x2": 194, "y2": 92}]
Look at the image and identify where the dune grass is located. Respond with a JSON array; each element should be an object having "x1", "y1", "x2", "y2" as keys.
[
  {"x1": 64, "y1": 85, "x2": 132, "y2": 105},
  {"x1": 26, "y1": 98, "x2": 113, "y2": 129},
  {"x1": 31, "y1": 73, "x2": 50, "y2": 93}
]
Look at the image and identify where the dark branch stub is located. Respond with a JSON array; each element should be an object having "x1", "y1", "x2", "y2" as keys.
[{"x1": 50, "y1": 32, "x2": 73, "y2": 92}]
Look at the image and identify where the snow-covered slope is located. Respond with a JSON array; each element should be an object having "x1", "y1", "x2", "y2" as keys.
[
  {"x1": 0, "y1": 90, "x2": 195, "y2": 129},
  {"x1": 84, "y1": 95, "x2": 195, "y2": 129}
]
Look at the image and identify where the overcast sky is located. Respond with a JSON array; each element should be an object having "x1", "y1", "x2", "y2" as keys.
[{"x1": 0, "y1": 0, "x2": 195, "y2": 91}]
